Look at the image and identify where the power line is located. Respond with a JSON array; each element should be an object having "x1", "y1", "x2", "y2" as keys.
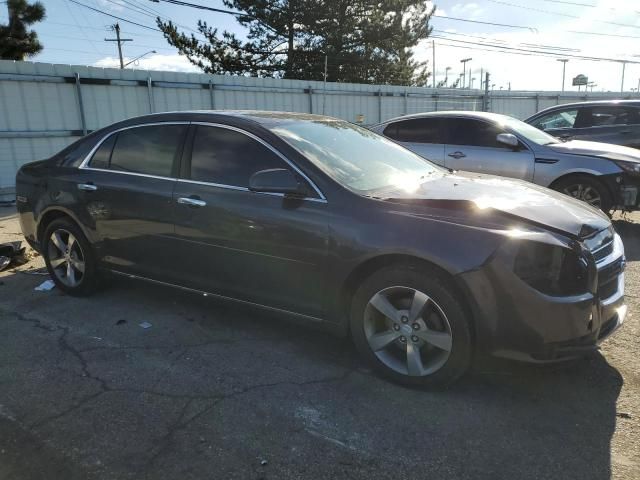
[
  {"x1": 430, "y1": 35, "x2": 640, "y2": 64},
  {"x1": 485, "y1": 0, "x2": 640, "y2": 30},
  {"x1": 151, "y1": 0, "x2": 252, "y2": 18},
  {"x1": 431, "y1": 29, "x2": 580, "y2": 52},
  {"x1": 567, "y1": 30, "x2": 640, "y2": 40},
  {"x1": 432, "y1": 14, "x2": 536, "y2": 31},
  {"x1": 66, "y1": 0, "x2": 161, "y2": 31}
]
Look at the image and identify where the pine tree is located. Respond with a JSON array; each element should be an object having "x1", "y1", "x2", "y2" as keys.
[
  {"x1": 157, "y1": 0, "x2": 434, "y2": 85},
  {"x1": 0, "y1": 0, "x2": 46, "y2": 60}
]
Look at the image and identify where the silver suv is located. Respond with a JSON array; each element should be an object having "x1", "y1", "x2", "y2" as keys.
[
  {"x1": 371, "y1": 111, "x2": 640, "y2": 213},
  {"x1": 525, "y1": 100, "x2": 640, "y2": 148}
]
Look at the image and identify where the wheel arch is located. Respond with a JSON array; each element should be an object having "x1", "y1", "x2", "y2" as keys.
[
  {"x1": 37, "y1": 207, "x2": 90, "y2": 244},
  {"x1": 338, "y1": 254, "x2": 478, "y2": 341}
]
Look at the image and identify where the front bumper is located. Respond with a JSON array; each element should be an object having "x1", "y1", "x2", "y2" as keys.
[{"x1": 459, "y1": 233, "x2": 626, "y2": 363}]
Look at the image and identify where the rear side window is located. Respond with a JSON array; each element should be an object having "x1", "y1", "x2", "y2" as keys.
[
  {"x1": 88, "y1": 124, "x2": 187, "y2": 177},
  {"x1": 383, "y1": 118, "x2": 442, "y2": 143},
  {"x1": 189, "y1": 125, "x2": 291, "y2": 188},
  {"x1": 441, "y1": 118, "x2": 505, "y2": 148},
  {"x1": 580, "y1": 106, "x2": 640, "y2": 127},
  {"x1": 532, "y1": 109, "x2": 578, "y2": 130}
]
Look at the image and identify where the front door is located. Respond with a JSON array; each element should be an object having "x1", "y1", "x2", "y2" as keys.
[
  {"x1": 441, "y1": 117, "x2": 535, "y2": 181},
  {"x1": 172, "y1": 124, "x2": 329, "y2": 318}
]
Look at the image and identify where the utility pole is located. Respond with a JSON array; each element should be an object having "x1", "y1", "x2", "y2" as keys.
[
  {"x1": 557, "y1": 59, "x2": 568, "y2": 92},
  {"x1": 445, "y1": 66, "x2": 451, "y2": 87},
  {"x1": 432, "y1": 41, "x2": 436, "y2": 89},
  {"x1": 105, "y1": 23, "x2": 132, "y2": 69},
  {"x1": 322, "y1": 54, "x2": 328, "y2": 115},
  {"x1": 460, "y1": 58, "x2": 472, "y2": 90},
  {"x1": 621, "y1": 61, "x2": 627, "y2": 93},
  {"x1": 483, "y1": 71, "x2": 490, "y2": 112}
]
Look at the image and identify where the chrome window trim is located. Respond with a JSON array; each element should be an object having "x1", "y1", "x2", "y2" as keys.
[
  {"x1": 77, "y1": 120, "x2": 328, "y2": 204},
  {"x1": 78, "y1": 121, "x2": 190, "y2": 170},
  {"x1": 191, "y1": 121, "x2": 327, "y2": 202}
]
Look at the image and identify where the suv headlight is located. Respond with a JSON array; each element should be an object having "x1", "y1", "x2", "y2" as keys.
[
  {"x1": 513, "y1": 241, "x2": 591, "y2": 296},
  {"x1": 614, "y1": 160, "x2": 640, "y2": 176}
]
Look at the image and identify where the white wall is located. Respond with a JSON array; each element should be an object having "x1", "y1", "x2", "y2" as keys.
[{"x1": 0, "y1": 60, "x2": 632, "y2": 198}]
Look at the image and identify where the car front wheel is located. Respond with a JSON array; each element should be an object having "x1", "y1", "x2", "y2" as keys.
[
  {"x1": 350, "y1": 265, "x2": 472, "y2": 388},
  {"x1": 553, "y1": 174, "x2": 613, "y2": 213}
]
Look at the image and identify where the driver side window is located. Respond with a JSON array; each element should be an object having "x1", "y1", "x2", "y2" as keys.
[
  {"x1": 443, "y1": 118, "x2": 507, "y2": 148},
  {"x1": 532, "y1": 109, "x2": 578, "y2": 131}
]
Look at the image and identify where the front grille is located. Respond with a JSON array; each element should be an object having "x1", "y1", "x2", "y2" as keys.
[
  {"x1": 597, "y1": 257, "x2": 623, "y2": 300},
  {"x1": 592, "y1": 241, "x2": 614, "y2": 263}
]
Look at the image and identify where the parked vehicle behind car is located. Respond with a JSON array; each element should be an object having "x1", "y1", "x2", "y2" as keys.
[
  {"x1": 16, "y1": 111, "x2": 626, "y2": 387},
  {"x1": 525, "y1": 100, "x2": 640, "y2": 148},
  {"x1": 371, "y1": 111, "x2": 640, "y2": 213}
]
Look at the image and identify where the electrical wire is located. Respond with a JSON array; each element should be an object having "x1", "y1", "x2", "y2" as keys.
[{"x1": 65, "y1": 0, "x2": 161, "y2": 31}]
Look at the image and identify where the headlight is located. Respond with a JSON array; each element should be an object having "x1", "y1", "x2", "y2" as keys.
[
  {"x1": 513, "y1": 241, "x2": 590, "y2": 296},
  {"x1": 614, "y1": 160, "x2": 640, "y2": 176}
]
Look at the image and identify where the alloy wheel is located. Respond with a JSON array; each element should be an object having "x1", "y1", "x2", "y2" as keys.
[
  {"x1": 563, "y1": 183, "x2": 602, "y2": 208},
  {"x1": 363, "y1": 286, "x2": 453, "y2": 377},
  {"x1": 47, "y1": 229, "x2": 85, "y2": 288}
]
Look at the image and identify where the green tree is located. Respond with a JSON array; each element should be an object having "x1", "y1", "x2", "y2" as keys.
[
  {"x1": 158, "y1": 0, "x2": 434, "y2": 85},
  {"x1": 0, "y1": 0, "x2": 46, "y2": 60}
]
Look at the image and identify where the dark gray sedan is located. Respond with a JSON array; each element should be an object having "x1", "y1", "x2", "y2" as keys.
[
  {"x1": 16, "y1": 111, "x2": 626, "y2": 388},
  {"x1": 525, "y1": 100, "x2": 640, "y2": 148}
]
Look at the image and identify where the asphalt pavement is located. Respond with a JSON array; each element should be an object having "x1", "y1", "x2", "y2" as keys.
[{"x1": 0, "y1": 205, "x2": 638, "y2": 480}]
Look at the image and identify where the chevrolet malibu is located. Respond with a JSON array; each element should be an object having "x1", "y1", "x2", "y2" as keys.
[{"x1": 16, "y1": 111, "x2": 627, "y2": 387}]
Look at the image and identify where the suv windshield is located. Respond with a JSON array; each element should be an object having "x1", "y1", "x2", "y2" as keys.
[
  {"x1": 499, "y1": 116, "x2": 560, "y2": 145},
  {"x1": 269, "y1": 120, "x2": 443, "y2": 194}
]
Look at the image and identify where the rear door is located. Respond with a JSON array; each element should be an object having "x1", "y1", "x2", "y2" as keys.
[
  {"x1": 382, "y1": 118, "x2": 446, "y2": 165},
  {"x1": 77, "y1": 123, "x2": 187, "y2": 280},
  {"x1": 441, "y1": 117, "x2": 535, "y2": 181},
  {"x1": 171, "y1": 123, "x2": 329, "y2": 318},
  {"x1": 573, "y1": 105, "x2": 640, "y2": 148}
]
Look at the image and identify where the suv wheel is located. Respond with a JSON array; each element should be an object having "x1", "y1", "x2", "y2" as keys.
[
  {"x1": 350, "y1": 265, "x2": 472, "y2": 388},
  {"x1": 42, "y1": 218, "x2": 98, "y2": 296}
]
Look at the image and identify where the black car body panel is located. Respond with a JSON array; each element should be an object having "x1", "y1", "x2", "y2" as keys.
[{"x1": 16, "y1": 111, "x2": 626, "y2": 362}]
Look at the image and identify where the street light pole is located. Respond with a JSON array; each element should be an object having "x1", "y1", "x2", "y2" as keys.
[
  {"x1": 460, "y1": 58, "x2": 472, "y2": 90},
  {"x1": 557, "y1": 59, "x2": 568, "y2": 92},
  {"x1": 123, "y1": 50, "x2": 157, "y2": 68},
  {"x1": 445, "y1": 66, "x2": 451, "y2": 88},
  {"x1": 621, "y1": 61, "x2": 627, "y2": 93}
]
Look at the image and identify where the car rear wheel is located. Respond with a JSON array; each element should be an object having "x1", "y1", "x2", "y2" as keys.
[
  {"x1": 42, "y1": 218, "x2": 98, "y2": 296},
  {"x1": 552, "y1": 175, "x2": 613, "y2": 213},
  {"x1": 350, "y1": 265, "x2": 472, "y2": 388}
]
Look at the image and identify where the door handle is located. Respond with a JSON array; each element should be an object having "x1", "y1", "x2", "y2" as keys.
[
  {"x1": 448, "y1": 151, "x2": 466, "y2": 159},
  {"x1": 77, "y1": 183, "x2": 97, "y2": 191},
  {"x1": 177, "y1": 197, "x2": 206, "y2": 207}
]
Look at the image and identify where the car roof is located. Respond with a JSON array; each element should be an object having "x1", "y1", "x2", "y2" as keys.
[
  {"x1": 377, "y1": 111, "x2": 514, "y2": 126},
  {"x1": 527, "y1": 99, "x2": 640, "y2": 118}
]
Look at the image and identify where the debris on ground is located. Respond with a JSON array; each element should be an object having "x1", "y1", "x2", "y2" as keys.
[
  {"x1": 0, "y1": 241, "x2": 25, "y2": 271},
  {"x1": 260, "y1": 459, "x2": 268, "y2": 466},
  {"x1": 139, "y1": 321, "x2": 153, "y2": 329},
  {"x1": 616, "y1": 412, "x2": 632, "y2": 419},
  {"x1": 116, "y1": 319, "x2": 127, "y2": 326},
  {"x1": 34, "y1": 279, "x2": 55, "y2": 291}
]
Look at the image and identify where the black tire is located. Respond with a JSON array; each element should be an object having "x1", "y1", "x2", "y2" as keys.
[
  {"x1": 350, "y1": 264, "x2": 472, "y2": 389},
  {"x1": 552, "y1": 174, "x2": 613, "y2": 214},
  {"x1": 42, "y1": 218, "x2": 99, "y2": 296}
]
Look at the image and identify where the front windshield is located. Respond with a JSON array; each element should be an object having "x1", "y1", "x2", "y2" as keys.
[
  {"x1": 499, "y1": 116, "x2": 560, "y2": 145},
  {"x1": 269, "y1": 120, "x2": 443, "y2": 194}
]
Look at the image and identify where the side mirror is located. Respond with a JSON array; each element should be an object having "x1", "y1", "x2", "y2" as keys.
[
  {"x1": 249, "y1": 168, "x2": 308, "y2": 197},
  {"x1": 496, "y1": 133, "x2": 520, "y2": 149}
]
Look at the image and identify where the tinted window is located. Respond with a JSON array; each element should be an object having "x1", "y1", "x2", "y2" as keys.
[
  {"x1": 442, "y1": 118, "x2": 505, "y2": 147},
  {"x1": 190, "y1": 126, "x2": 289, "y2": 188},
  {"x1": 383, "y1": 118, "x2": 442, "y2": 143},
  {"x1": 107, "y1": 125, "x2": 186, "y2": 177},
  {"x1": 88, "y1": 134, "x2": 116, "y2": 170},
  {"x1": 532, "y1": 109, "x2": 578, "y2": 130},
  {"x1": 582, "y1": 106, "x2": 640, "y2": 127}
]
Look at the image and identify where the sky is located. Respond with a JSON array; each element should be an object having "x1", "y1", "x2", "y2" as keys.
[{"x1": 2, "y1": 0, "x2": 640, "y2": 92}]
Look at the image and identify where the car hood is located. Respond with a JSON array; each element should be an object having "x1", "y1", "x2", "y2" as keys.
[
  {"x1": 380, "y1": 171, "x2": 610, "y2": 238},
  {"x1": 546, "y1": 140, "x2": 640, "y2": 163}
]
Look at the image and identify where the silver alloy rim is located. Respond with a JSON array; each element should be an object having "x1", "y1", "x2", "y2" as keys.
[
  {"x1": 563, "y1": 183, "x2": 602, "y2": 207},
  {"x1": 363, "y1": 286, "x2": 453, "y2": 377},
  {"x1": 47, "y1": 229, "x2": 85, "y2": 287}
]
